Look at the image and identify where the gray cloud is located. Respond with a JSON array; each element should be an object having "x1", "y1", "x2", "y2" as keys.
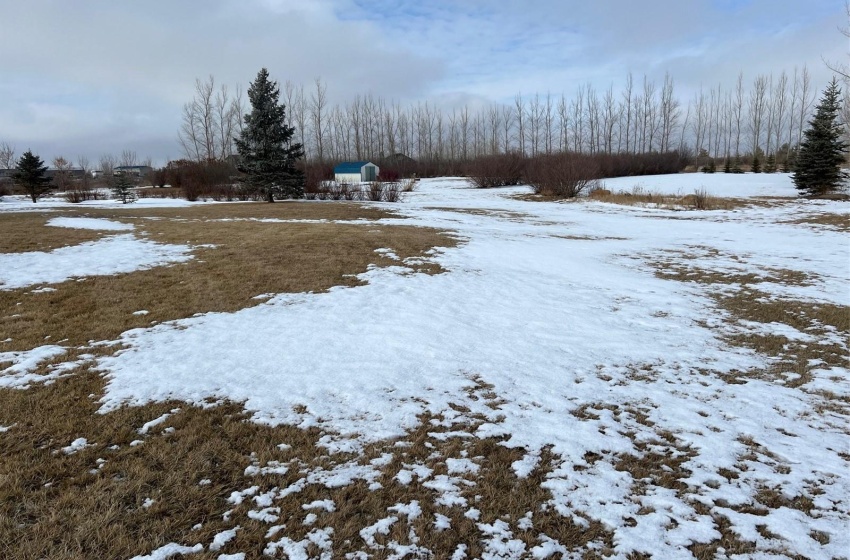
[{"x1": 0, "y1": 0, "x2": 844, "y2": 164}]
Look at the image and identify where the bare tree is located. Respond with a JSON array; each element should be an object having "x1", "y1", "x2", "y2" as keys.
[
  {"x1": 796, "y1": 66, "x2": 814, "y2": 148},
  {"x1": 748, "y1": 75, "x2": 769, "y2": 162},
  {"x1": 501, "y1": 105, "x2": 514, "y2": 154},
  {"x1": 514, "y1": 94, "x2": 526, "y2": 156},
  {"x1": 310, "y1": 78, "x2": 328, "y2": 162},
  {"x1": 77, "y1": 155, "x2": 92, "y2": 189},
  {"x1": 0, "y1": 142, "x2": 15, "y2": 169},
  {"x1": 99, "y1": 154, "x2": 117, "y2": 185},
  {"x1": 785, "y1": 68, "x2": 801, "y2": 166},
  {"x1": 120, "y1": 150, "x2": 138, "y2": 167},
  {"x1": 692, "y1": 89, "x2": 708, "y2": 168},
  {"x1": 52, "y1": 156, "x2": 74, "y2": 191},
  {"x1": 570, "y1": 87, "x2": 584, "y2": 152},
  {"x1": 770, "y1": 72, "x2": 789, "y2": 160},
  {"x1": 732, "y1": 72, "x2": 745, "y2": 161},
  {"x1": 622, "y1": 73, "x2": 634, "y2": 153},
  {"x1": 178, "y1": 75, "x2": 242, "y2": 161},
  {"x1": 659, "y1": 73, "x2": 681, "y2": 153},
  {"x1": 824, "y1": 1, "x2": 850, "y2": 80}
]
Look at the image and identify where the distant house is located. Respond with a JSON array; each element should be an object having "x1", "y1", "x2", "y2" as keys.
[
  {"x1": 385, "y1": 153, "x2": 416, "y2": 165},
  {"x1": 114, "y1": 165, "x2": 153, "y2": 177},
  {"x1": 0, "y1": 169, "x2": 15, "y2": 179},
  {"x1": 333, "y1": 161, "x2": 379, "y2": 183}
]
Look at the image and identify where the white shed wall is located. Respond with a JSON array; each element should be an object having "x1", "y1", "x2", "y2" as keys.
[{"x1": 335, "y1": 172, "x2": 362, "y2": 183}]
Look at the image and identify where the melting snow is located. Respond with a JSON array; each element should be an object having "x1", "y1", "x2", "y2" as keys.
[
  {"x1": 46, "y1": 217, "x2": 135, "y2": 231},
  {"x1": 35, "y1": 174, "x2": 850, "y2": 557},
  {"x1": 0, "y1": 234, "x2": 193, "y2": 290}
]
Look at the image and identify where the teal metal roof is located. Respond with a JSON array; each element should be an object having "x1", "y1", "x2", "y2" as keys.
[{"x1": 334, "y1": 161, "x2": 372, "y2": 173}]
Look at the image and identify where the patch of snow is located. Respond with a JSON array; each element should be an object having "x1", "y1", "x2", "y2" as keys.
[
  {"x1": 61, "y1": 437, "x2": 90, "y2": 454},
  {"x1": 209, "y1": 527, "x2": 239, "y2": 551},
  {"x1": 446, "y1": 457, "x2": 480, "y2": 475},
  {"x1": 247, "y1": 507, "x2": 280, "y2": 523},
  {"x1": 434, "y1": 513, "x2": 452, "y2": 531},
  {"x1": 264, "y1": 527, "x2": 333, "y2": 558},
  {"x1": 0, "y1": 234, "x2": 193, "y2": 290},
  {"x1": 303, "y1": 499, "x2": 336, "y2": 512},
  {"x1": 128, "y1": 543, "x2": 203, "y2": 559},
  {"x1": 30, "y1": 286, "x2": 57, "y2": 294},
  {"x1": 47, "y1": 217, "x2": 134, "y2": 231},
  {"x1": 138, "y1": 409, "x2": 179, "y2": 434},
  {"x1": 0, "y1": 345, "x2": 67, "y2": 389}
]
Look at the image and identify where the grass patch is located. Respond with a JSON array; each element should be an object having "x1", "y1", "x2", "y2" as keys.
[
  {"x1": 785, "y1": 212, "x2": 850, "y2": 232},
  {"x1": 0, "y1": 368, "x2": 617, "y2": 559},
  {"x1": 651, "y1": 249, "x2": 849, "y2": 388},
  {"x1": 586, "y1": 187, "x2": 747, "y2": 210},
  {"x1": 1, "y1": 203, "x2": 453, "y2": 352},
  {"x1": 0, "y1": 212, "x2": 107, "y2": 253}
]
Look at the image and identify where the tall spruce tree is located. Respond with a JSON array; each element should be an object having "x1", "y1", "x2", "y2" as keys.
[
  {"x1": 112, "y1": 172, "x2": 136, "y2": 204},
  {"x1": 793, "y1": 78, "x2": 848, "y2": 196},
  {"x1": 13, "y1": 150, "x2": 51, "y2": 203},
  {"x1": 235, "y1": 68, "x2": 304, "y2": 202}
]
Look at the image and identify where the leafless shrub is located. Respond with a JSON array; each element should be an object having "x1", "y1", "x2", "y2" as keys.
[
  {"x1": 466, "y1": 152, "x2": 525, "y2": 188},
  {"x1": 327, "y1": 182, "x2": 345, "y2": 200},
  {"x1": 63, "y1": 187, "x2": 94, "y2": 203},
  {"x1": 383, "y1": 182, "x2": 402, "y2": 202},
  {"x1": 366, "y1": 182, "x2": 384, "y2": 201},
  {"x1": 0, "y1": 179, "x2": 11, "y2": 198},
  {"x1": 526, "y1": 153, "x2": 601, "y2": 198},
  {"x1": 399, "y1": 178, "x2": 417, "y2": 192},
  {"x1": 302, "y1": 163, "x2": 333, "y2": 197},
  {"x1": 136, "y1": 187, "x2": 181, "y2": 199},
  {"x1": 343, "y1": 184, "x2": 358, "y2": 200},
  {"x1": 690, "y1": 188, "x2": 710, "y2": 210},
  {"x1": 166, "y1": 160, "x2": 238, "y2": 201}
]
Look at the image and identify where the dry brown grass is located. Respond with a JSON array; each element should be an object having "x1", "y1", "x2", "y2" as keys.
[
  {"x1": 0, "y1": 212, "x2": 107, "y2": 253},
  {"x1": 1, "y1": 204, "x2": 452, "y2": 352},
  {"x1": 0, "y1": 366, "x2": 619, "y2": 559},
  {"x1": 0, "y1": 202, "x2": 622, "y2": 558},
  {"x1": 785, "y1": 212, "x2": 850, "y2": 232},
  {"x1": 586, "y1": 187, "x2": 747, "y2": 210},
  {"x1": 651, "y1": 251, "x2": 849, "y2": 389}
]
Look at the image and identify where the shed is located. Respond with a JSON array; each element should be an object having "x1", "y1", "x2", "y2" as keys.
[{"x1": 334, "y1": 161, "x2": 379, "y2": 183}]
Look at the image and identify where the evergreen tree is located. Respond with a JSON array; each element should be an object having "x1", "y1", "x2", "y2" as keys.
[
  {"x1": 765, "y1": 154, "x2": 776, "y2": 173},
  {"x1": 235, "y1": 68, "x2": 304, "y2": 202},
  {"x1": 13, "y1": 150, "x2": 51, "y2": 202},
  {"x1": 794, "y1": 78, "x2": 849, "y2": 196},
  {"x1": 723, "y1": 158, "x2": 732, "y2": 173},
  {"x1": 112, "y1": 172, "x2": 136, "y2": 203},
  {"x1": 751, "y1": 153, "x2": 761, "y2": 173},
  {"x1": 732, "y1": 157, "x2": 744, "y2": 174}
]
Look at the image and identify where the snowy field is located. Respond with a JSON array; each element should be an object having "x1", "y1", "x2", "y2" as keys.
[{"x1": 1, "y1": 172, "x2": 848, "y2": 558}]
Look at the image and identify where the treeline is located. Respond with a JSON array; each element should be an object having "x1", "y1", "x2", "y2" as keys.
[{"x1": 179, "y1": 67, "x2": 845, "y2": 170}]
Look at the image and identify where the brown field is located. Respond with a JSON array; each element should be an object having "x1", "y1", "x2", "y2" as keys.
[{"x1": 0, "y1": 200, "x2": 846, "y2": 559}]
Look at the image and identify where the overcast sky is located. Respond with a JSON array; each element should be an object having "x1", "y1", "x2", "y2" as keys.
[{"x1": 0, "y1": 0, "x2": 845, "y2": 165}]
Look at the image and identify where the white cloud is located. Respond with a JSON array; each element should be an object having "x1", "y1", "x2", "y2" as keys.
[{"x1": 0, "y1": 0, "x2": 843, "y2": 163}]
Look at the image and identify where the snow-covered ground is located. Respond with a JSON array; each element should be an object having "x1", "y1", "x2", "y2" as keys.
[
  {"x1": 0, "y1": 193, "x2": 202, "y2": 212},
  {"x1": 601, "y1": 172, "x2": 803, "y2": 198},
  {"x1": 0, "y1": 233, "x2": 193, "y2": 290},
  {"x1": 3, "y1": 173, "x2": 848, "y2": 558}
]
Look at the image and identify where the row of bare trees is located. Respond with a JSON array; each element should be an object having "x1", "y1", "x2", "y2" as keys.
[{"x1": 179, "y1": 67, "x2": 837, "y2": 169}]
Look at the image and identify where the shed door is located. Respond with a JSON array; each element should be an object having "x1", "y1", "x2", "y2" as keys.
[{"x1": 364, "y1": 165, "x2": 376, "y2": 182}]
